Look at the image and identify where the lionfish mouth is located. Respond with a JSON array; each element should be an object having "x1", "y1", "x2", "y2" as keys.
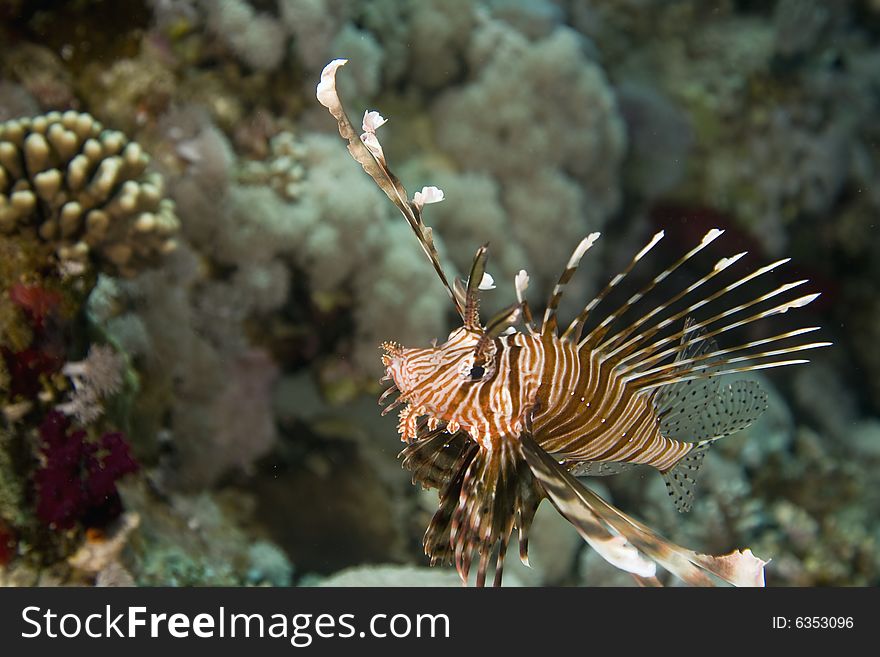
[
  {"x1": 380, "y1": 341, "x2": 417, "y2": 395},
  {"x1": 379, "y1": 342, "x2": 408, "y2": 415}
]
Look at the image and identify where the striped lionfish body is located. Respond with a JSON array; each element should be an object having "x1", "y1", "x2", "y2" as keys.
[
  {"x1": 318, "y1": 59, "x2": 831, "y2": 587},
  {"x1": 389, "y1": 329, "x2": 687, "y2": 470}
]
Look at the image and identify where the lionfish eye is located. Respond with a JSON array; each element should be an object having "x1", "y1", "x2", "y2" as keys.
[{"x1": 469, "y1": 364, "x2": 486, "y2": 380}]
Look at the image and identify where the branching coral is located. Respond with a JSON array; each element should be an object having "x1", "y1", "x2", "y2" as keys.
[
  {"x1": 278, "y1": 0, "x2": 354, "y2": 72},
  {"x1": 237, "y1": 131, "x2": 307, "y2": 201},
  {"x1": 155, "y1": 109, "x2": 450, "y2": 373},
  {"x1": 0, "y1": 111, "x2": 180, "y2": 276}
]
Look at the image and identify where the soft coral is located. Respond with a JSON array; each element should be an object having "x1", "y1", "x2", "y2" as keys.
[
  {"x1": 34, "y1": 411, "x2": 139, "y2": 530},
  {"x1": 1, "y1": 346, "x2": 64, "y2": 398}
]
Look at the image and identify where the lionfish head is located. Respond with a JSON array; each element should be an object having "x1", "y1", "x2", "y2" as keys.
[
  {"x1": 381, "y1": 327, "x2": 492, "y2": 416},
  {"x1": 379, "y1": 242, "x2": 525, "y2": 425}
]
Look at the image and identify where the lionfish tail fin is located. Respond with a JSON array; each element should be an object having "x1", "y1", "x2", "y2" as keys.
[
  {"x1": 520, "y1": 433, "x2": 768, "y2": 586},
  {"x1": 410, "y1": 431, "x2": 542, "y2": 586},
  {"x1": 661, "y1": 444, "x2": 709, "y2": 513}
]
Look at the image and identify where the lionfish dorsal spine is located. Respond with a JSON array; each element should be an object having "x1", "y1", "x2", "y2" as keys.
[
  {"x1": 617, "y1": 286, "x2": 826, "y2": 387},
  {"x1": 541, "y1": 232, "x2": 600, "y2": 336},
  {"x1": 605, "y1": 257, "x2": 796, "y2": 367},
  {"x1": 628, "y1": 326, "x2": 826, "y2": 383},
  {"x1": 598, "y1": 250, "x2": 749, "y2": 360},
  {"x1": 515, "y1": 269, "x2": 541, "y2": 337},
  {"x1": 570, "y1": 229, "x2": 727, "y2": 349},
  {"x1": 563, "y1": 230, "x2": 666, "y2": 346},
  {"x1": 317, "y1": 59, "x2": 465, "y2": 320},
  {"x1": 463, "y1": 244, "x2": 490, "y2": 330}
]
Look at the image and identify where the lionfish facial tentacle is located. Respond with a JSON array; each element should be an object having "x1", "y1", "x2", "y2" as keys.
[
  {"x1": 381, "y1": 341, "x2": 403, "y2": 358},
  {"x1": 380, "y1": 396, "x2": 405, "y2": 416},
  {"x1": 397, "y1": 404, "x2": 425, "y2": 441},
  {"x1": 378, "y1": 384, "x2": 399, "y2": 405}
]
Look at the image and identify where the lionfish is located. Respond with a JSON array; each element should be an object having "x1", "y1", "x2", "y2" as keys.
[{"x1": 317, "y1": 59, "x2": 830, "y2": 587}]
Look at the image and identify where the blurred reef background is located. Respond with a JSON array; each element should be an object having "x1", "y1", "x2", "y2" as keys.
[{"x1": 0, "y1": 0, "x2": 878, "y2": 587}]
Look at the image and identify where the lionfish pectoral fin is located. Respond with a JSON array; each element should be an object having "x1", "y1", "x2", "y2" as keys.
[
  {"x1": 520, "y1": 435, "x2": 657, "y2": 579},
  {"x1": 449, "y1": 441, "x2": 529, "y2": 587},
  {"x1": 399, "y1": 428, "x2": 471, "y2": 490},
  {"x1": 416, "y1": 433, "x2": 543, "y2": 587},
  {"x1": 520, "y1": 433, "x2": 768, "y2": 587}
]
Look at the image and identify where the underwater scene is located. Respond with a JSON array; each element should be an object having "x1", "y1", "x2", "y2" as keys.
[{"x1": 0, "y1": 0, "x2": 877, "y2": 587}]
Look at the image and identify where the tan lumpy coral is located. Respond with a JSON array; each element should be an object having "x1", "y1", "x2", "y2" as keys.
[{"x1": 0, "y1": 110, "x2": 179, "y2": 277}]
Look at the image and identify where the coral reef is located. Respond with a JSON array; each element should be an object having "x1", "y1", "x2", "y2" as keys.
[
  {"x1": 0, "y1": 0, "x2": 876, "y2": 588},
  {"x1": 0, "y1": 108, "x2": 175, "y2": 572}
]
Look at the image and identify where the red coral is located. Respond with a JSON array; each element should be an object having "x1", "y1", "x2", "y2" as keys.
[
  {"x1": 8, "y1": 283, "x2": 62, "y2": 331},
  {"x1": 2, "y1": 282, "x2": 66, "y2": 399},
  {"x1": 34, "y1": 411, "x2": 139, "y2": 530},
  {"x1": 1, "y1": 346, "x2": 64, "y2": 398},
  {"x1": 82, "y1": 431, "x2": 139, "y2": 526}
]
